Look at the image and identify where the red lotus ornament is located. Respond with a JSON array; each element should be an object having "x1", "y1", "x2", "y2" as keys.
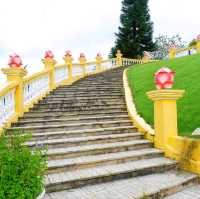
[
  {"x1": 8, "y1": 53, "x2": 22, "y2": 68},
  {"x1": 197, "y1": 35, "x2": 200, "y2": 41},
  {"x1": 154, "y1": 67, "x2": 175, "y2": 89},
  {"x1": 65, "y1": 50, "x2": 72, "y2": 57},
  {"x1": 44, "y1": 50, "x2": 54, "y2": 59},
  {"x1": 80, "y1": 53, "x2": 85, "y2": 58}
]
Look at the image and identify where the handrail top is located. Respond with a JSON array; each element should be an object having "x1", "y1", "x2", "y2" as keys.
[
  {"x1": 0, "y1": 81, "x2": 18, "y2": 97},
  {"x1": 23, "y1": 69, "x2": 50, "y2": 84}
]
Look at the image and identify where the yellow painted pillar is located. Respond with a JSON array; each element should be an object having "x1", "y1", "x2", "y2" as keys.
[
  {"x1": 42, "y1": 58, "x2": 57, "y2": 90},
  {"x1": 142, "y1": 52, "x2": 150, "y2": 63},
  {"x1": 96, "y1": 54, "x2": 103, "y2": 72},
  {"x1": 169, "y1": 47, "x2": 176, "y2": 59},
  {"x1": 63, "y1": 55, "x2": 73, "y2": 81},
  {"x1": 2, "y1": 68, "x2": 27, "y2": 117},
  {"x1": 116, "y1": 50, "x2": 122, "y2": 67},
  {"x1": 146, "y1": 90, "x2": 185, "y2": 150},
  {"x1": 196, "y1": 40, "x2": 200, "y2": 53},
  {"x1": 79, "y1": 55, "x2": 87, "y2": 76}
]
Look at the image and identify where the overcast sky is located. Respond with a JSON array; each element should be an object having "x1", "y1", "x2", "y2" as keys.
[{"x1": 0, "y1": 0, "x2": 199, "y2": 83}]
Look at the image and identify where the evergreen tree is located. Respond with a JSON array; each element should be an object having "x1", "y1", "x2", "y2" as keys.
[{"x1": 111, "y1": 0, "x2": 155, "y2": 58}]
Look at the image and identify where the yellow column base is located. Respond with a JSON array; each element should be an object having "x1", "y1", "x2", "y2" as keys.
[{"x1": 146, "y1": 89, "x2": 185, "y2": 150}]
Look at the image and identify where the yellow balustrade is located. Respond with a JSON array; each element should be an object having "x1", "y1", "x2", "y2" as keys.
[{"x1": 0, "y1": 52, "x2": 147, "y2": 135}]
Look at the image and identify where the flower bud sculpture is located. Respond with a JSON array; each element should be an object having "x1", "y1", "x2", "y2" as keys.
[
  {"x1": 80, "y1": 53, "x2": 85, "y2": 58},
  {"x1": 79, "y1": 53, "x2": 87, "y2": 63},
  {"x1": 44, "y1": 50, "x2": 54, "y2": 59},
  {"x1": 96, "y1": 53, "x2": 103, "y2": 62},
  {"x1": 63, "y1": 50, "x2": 73, "y2": 66},
  {"x1": 154, "y1": 67, "x2": 175, "y2": 89},
  {"x1": 65, "y1": 50, "x2": 72, "y2": 57},
  {"x1": 8, "y1": 53, "x2": 23, "y2": 68}
]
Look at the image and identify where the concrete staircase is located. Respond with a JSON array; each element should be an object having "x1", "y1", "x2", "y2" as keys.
[{"x1": 8, "y1": 67, "x2": 199, "y2": 198}]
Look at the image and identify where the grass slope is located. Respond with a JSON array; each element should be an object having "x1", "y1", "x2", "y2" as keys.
[{"x1": 127, "y1": 54, "x2": 200, "y2": 136}]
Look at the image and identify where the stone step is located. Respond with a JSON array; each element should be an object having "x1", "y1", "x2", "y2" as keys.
[
  {"x1": 31, "y1": 102, "x2": 126, "y2": 111},
  {"x1": 26, "y1": 132, "x2": 142, "y2": 149},
  {"x1": 52, "y1": 88, "x2": 123, "y2": 93},
  {"x1": 25, "y1": 107, "x2": 127, "y2": 115},
  {"x1": 45, "y1": 157, "x2": 178, "y2": 193},
  {"x1": 29, "y1": 105, "x2": 126, "y2": 112},
  {"x1": 38, "y1": 96, "x2": 125, "y2": 104},
  {"x1": 14, "y1": 115, "x2": 129, "y2": 127},
  {"x1": 45, "y1": 93, "x2": 124, "y2": 99},
  {"x1": 48, "y1": 148, "x2": 163, "y2": 174},
  {"x1": 50, "y1": 91, "x2": 123, "y2": 96},
  {"x1": 21, "y1": 126, "x2": 137, "y2": 141},
  {"x1": 8, "y1": 120, "x2": 132, "y2": 133},
  {"x1": 164, "y1": 185, "x2": 200, "y2": 199},
  {"x1": 46, "y1": 140, "x2": 152, "y2": 160},
  {"x1": 42, "y1": 95, "x2": 123, "y2": 102},
  {"x1": 55, "y1": 87, "x2": 123, "y2": 91},
  {"x1": 70, "y1": 84, "x2": 123, "y2": 88},
  {"x1": 20, "y1": 110, "x2": 128, "y2": 121},
  {"x1": 44, "y1": 171, "x2": 198, "y2": 199}
]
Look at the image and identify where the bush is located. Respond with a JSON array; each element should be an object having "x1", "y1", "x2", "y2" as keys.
[{"x1": 0, "y1": 130, "x2": 47, "y2": 199}]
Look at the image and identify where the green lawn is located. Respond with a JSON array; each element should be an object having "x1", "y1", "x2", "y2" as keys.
[{"x1": 127, "y1": 54, "x2": 200, "y2": 136}]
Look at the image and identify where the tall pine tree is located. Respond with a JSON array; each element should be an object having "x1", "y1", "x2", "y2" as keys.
[{"x1": 111, "y1": 0, "x2": 155, "y2": 58}]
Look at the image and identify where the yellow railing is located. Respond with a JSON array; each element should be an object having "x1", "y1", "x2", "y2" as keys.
[
  {"x1": 169, "y1": 40, "x2": 200, "y2": 59},
  {"x1": 0, "y1": 54, "x2": 148, "y2": 134}
]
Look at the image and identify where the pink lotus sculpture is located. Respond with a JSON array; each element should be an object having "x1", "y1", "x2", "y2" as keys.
[
  {"x1": 80, "y1": 53, "x2": 85, "y2": 58},
  {"x1": 197, "y1": 35, "x2": 200, "y2": 41},
  {"x1": 65, "y1": 50, "x2": 72, "y2": 57},
  {"x1": 44, "y1": 50, "x2": 54, "y2": 59},
  {"x1": 8, "y1": 53, "x2": 22, "y2": 68},
  {"x1": 97, "y1": 53, "x2": 101, "y2": 57},
  {"x1": 154, "y1": 67, "x2": 175, "y2": 89}
]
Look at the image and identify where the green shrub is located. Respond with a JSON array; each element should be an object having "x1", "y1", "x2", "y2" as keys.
[{"x1": 0, "y1": 130, "x2": 47, "y2": 199}]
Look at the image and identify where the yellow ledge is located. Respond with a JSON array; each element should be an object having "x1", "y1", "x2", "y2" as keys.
[
  {"x1": 166, "y1": 136, "x2": 200, "y2": 175},
  {"x1": 123, "y1": 69, "x2": 155, "y2": 142}
]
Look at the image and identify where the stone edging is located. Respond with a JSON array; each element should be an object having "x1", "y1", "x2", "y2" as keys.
[
  {"x1": 36, "y1": 189, "x2": 45, "y2": 199},
  {"x1": 123, "y1": 68, "x2": 155, "y2": 141}
]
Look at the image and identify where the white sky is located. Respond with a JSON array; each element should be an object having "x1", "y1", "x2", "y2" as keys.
[{"x1": 0, "y1": 0, "x2": 199, "y2": 83}]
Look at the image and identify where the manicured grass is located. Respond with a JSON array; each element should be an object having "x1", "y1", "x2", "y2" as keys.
[{"x1": 127, "y1": 54, "x2": 200, "y2": 136}]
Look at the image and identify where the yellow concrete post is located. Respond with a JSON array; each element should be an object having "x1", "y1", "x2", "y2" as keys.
[
  {"x1": 96, "y1": 54, "x2": 103, "y2": 72},
  {"x1": 146, "y1": 90, "x2": 185, "y2": 150},
  {"x1": 42, "y1": 58, "x2": 57, "y2": 90},
  {"x1": 196, "y1": 40, "x2": 200, "y2": 54},
  {"x1": 63, "y1": 55, "x2": 73, "y2": 81},
  {"x1": 169, "y1": 47, "x2": 176, "y2": 59},
  {"x1": 2, "y1": 68, "x2": 27, "y2": 117},
  {"x1": 142, "y1": 51, "x2": 150, "y2": 63},
  {"x1": 79, "y1": 55, "x2": 87, "y2": 76},
  {"x1": 116, "y1": 50, "x2": 122, "y2": 67}
]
